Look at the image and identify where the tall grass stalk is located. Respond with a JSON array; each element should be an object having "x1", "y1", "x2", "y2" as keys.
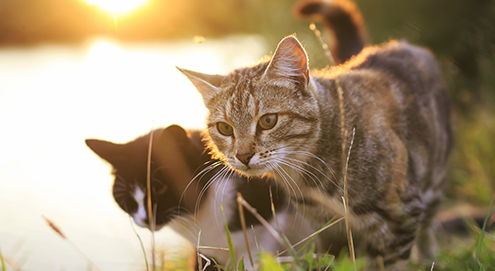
[
  {"x1": 342, "y1": 128, "x2": 357, "y2": 268},
  {"x1": 237, "y1": 195, "x2": 286, "y2": 248},
  {"x1": 251, "y1": 225, "x2": 261, "y2": 254},
  {"x1": 236, "y1": 193, "x2": 255, "y2": 268},
  {"x1": 146, "y1": 120, "x2": 156, "y2": 271},
  {"x1": 309, "y1": 22, "x2": 357, "y2": 269},
  {"x1": 41, "y1": 216, "x2": 101, "y2": 271},
  {"x1": 129, "y1": 216, "x2": 150, "y2": 271}
]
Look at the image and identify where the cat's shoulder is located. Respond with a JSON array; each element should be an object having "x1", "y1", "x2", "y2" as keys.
[
  {"x1": 315, "y1": 40, "x2": 441, "y2": 84},
  {"x1": 347, "y1": 40, "x2": 438, "y2": 72}
]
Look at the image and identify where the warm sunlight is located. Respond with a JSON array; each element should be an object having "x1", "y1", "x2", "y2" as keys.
[{"x1": 84, "y1": 0, "x2": 148, "y2": 15}]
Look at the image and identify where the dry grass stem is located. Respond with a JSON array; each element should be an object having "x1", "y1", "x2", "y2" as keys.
[
  {"x1": 197, "y1": 231, "x2": 203, "y2": 271},
  {"x1": 309, "y1": 23, "x2": 336, "y2": 66},
  {"x1": 146, "y1": 120, "x2": 156, "y2": 271},
  {"x1": 42, "y1": 215, "x2": 65, "y2": 239},
  {"x1": 198, "y1": 253, "x2": 212, "y2": 271},
  {"x1": 42, "y1": 216, "x2": 101, "y2": 271},
  {"x1": 251, "y1": 225, "x2": 261, "y2": 254},
  {"x1": 275, "y1": 217, "x2": 344, "y2": 258},
  {"x1": 129, "y1": 216, "x2": 149, "y2": 271},
  {"x1": 236, "y1": 193, "x2": 255, "y2": 269},
  {"x1": 376, "y1": 255, "x2": 385, "y2": 271},
  {"x1": 197, "y1": 246, "x2": 230, "y2": 252},
  {"x1": 343, "y1": 128, "x2": 357, "y2": 268},
  {"x1": 237, "y1": 195, "x2": 285, "y2": 246},
  {"x1": 430, "y1": 262, "x2": 435, "y2": 271},
  {"x1": 310, "y1": 22, "x2": 357, "y2": 267}
]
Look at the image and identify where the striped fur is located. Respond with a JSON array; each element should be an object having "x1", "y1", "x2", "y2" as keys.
[
  {"x1": 86, "y1": 125, "x2": 314, "y2": 270},
  {"x1": 178, "y1": 2, "x2": 452, "y2": 270}
]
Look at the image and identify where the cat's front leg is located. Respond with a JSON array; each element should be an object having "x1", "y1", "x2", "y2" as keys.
[{"x1": 358, "y1": 213, "x2": 419, "y2": 271}]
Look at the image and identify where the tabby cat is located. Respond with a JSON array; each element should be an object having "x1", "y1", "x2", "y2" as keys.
[
  {"x1": 177, "y1": 0, "x2": 453, "y2": 269},
  {"x1": 86, "y1": 125, "x2": 313, "y2": 269}
]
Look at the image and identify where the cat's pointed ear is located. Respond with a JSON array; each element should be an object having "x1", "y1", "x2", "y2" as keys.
[
  {"x1": 176, "y1": 67, "x2": 224, "y2": 103},
  {"x1": 86, "y1": 139, "x2": 123, "y2": 165},
  {"x1": 153, "y1": 125, "x2": 202, "y2": 175},
  {"x1": 263, "y1": 36, "x2": 310, "y2": 86},
  {"x1": 153, "y1": 125, "x2": 203, "y2": 210}
]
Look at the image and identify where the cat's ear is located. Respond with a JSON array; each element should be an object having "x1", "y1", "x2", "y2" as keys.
[
  {"x1": 153, "y1": 125, "x2": 202, "y2": 207},
  {"x1": 263, "y1": 36, "x2": 310, "y2": 86},
  {"x1": 153, "y1": 125, "x2": 202, "y2": 178},
  {"x1": 176, "y1": 67, "x2": 225, "y2": 103},
  {"x1": 86, "y1": 139, "x2": 123, "y2": 165}
]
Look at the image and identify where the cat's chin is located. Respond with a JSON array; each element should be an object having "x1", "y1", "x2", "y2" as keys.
[
  {"x1": 235, "y1": 166, "x2": 270, "y2": 177},
  {"x1": 132, "y1": 216, "x2": 165, "y2": 231}
]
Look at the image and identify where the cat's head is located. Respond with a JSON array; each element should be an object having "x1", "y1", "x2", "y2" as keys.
[
  {"x1": 86, "y1": 125, "x2": 204, "y2": 230},
  {"x1": 178, "y1": 36, "x2": 321, "y2": 177}
]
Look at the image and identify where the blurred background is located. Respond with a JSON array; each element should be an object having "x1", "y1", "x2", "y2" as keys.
[{"x1": 0, "y1": 0, "x2": 494, "y2": 270}]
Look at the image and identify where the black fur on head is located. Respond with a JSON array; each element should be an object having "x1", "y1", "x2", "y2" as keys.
[{"x1": 86, "y1": 125, "x2": 205, "y2": 229}]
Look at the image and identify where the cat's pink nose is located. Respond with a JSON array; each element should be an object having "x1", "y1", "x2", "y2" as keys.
[{"x1": 236, "y1": 152, "x2": 254, "y2": 165}]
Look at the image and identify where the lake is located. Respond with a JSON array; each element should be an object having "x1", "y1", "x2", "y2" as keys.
[{"x1": 0, "y1": 35, "x2": 266, "y2": 270}]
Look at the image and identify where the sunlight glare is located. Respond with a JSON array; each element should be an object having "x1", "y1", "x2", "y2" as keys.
[{"x1": 84, "y1": 0, "x2": 148, "y2": 15}]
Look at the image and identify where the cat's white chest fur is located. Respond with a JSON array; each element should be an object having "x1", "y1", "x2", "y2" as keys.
[{"x1": 169, "y1": 178, "x2": 314, "y2": 269}]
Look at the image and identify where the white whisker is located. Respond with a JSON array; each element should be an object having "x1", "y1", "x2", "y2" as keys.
[{"x1": 275, "y1": 157, "x2": 326, "y2": 192}]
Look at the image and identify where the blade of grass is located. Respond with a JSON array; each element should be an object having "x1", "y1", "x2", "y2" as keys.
[
  {"x1": 129, "y1": 216, "x2": 149, "y2": 271},
  {"x1": 238, "y1": 257, "x2": 245, "y2": 271},
  {"x1": 275, "y1": 217, "x2": 344, "y2": 258},
  {"x1": 236, "y1": 192, "x2": 255, "y2": 269},
  {"x1": 0, "y1": 248, "x2": 6, "y2": 271},
  {"x1": 475, "y1": 194, "x2": 494, "y2": 263},
  {"x1": 146, "y1": 120, "x2": 156, "y2": 271},
  {"x1": 221, "y1": 204, "x2": 237, "y2": 270}
]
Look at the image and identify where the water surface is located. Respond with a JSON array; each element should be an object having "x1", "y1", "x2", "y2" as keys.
[{"x1": 0, "y1": 35, "x2": 266, "y2": 270}]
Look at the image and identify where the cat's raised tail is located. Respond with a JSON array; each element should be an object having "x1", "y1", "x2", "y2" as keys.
[{"x1": 294, "y1": 0, "x2": 367, "y2": 64}]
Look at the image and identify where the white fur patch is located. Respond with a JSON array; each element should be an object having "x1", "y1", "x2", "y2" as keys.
[{"x1": 132, "y1": 187, "x2": 147, "y2": 227}]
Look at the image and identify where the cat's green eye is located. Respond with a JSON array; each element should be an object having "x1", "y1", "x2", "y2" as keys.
[
  {"x1": 217, "y1": 122, "x2": 234, "y2": 136},
  {"x1": 258, "y1": 114, "x2": 278, "y2": 130}
]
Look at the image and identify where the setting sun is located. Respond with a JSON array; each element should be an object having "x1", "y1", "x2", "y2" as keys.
[{"x1": 84, "y1": 0, "x2": 148, "y2": 15}]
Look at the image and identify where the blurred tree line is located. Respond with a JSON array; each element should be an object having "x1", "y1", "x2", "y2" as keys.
[{"x1": 1, "y1": 0, "x2": 493, "y2": 204}]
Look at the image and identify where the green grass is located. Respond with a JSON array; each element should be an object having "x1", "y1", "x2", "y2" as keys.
[
  {"x1": 204, "y1": 192, "x2": 495, "y2": 271},
  {"x1": 434, "y1": 204, "x2": 495, "y2": 271},
  {"x1": 1, "y1": 248, "x2": 6, "y2": 271}
]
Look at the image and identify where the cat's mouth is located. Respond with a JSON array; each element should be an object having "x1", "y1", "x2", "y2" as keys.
[
  {"x1": 132, "y1": 214, "x2": 165, "y2": 231},
  {"x1": 235, "y1": 163, "x2": 270, "y2": 177}
]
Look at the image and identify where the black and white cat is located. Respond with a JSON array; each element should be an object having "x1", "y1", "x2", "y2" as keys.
[
  {"x1": 85, "y1": 0, "x2": 371, "y2": 267},
  {"x1": 86, "y1": 125, "x2": 313, "y2": 269}
]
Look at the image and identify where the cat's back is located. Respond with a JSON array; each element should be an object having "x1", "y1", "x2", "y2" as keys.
[
  {"x1": 347, "y1": 40, "x2": 451, "y2": 145},
  {"x1": 320, "y1": 40, "x2": 451, "y2": 136},
  {"x1": 315, "y1": 39, "x2": 452, "y2": 194}
]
